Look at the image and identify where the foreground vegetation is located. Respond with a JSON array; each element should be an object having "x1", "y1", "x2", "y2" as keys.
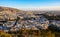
[{"x1": 0, "y1": 29, "x2": 60, "y2": 37}]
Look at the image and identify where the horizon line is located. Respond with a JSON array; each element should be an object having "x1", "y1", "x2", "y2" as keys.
[{"x1": 0, "y1": 6, "x2": 60, "y2": 11}]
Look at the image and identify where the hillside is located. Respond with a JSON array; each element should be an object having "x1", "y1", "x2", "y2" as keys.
[{"x1": 0, "y1": 7, "x2": 21, "y2": 12}]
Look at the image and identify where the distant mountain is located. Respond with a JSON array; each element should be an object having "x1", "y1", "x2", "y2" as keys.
[
  {"x1": 0, "y1": 6, "x2": 22, "y2": 12},
  {"x1": 0, "y1": 6, "x2": 35, "y2": 16}
]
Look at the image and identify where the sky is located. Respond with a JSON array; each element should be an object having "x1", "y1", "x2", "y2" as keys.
[{"x1": 0, "y1": 0, "x2": 60, "y2": 11}]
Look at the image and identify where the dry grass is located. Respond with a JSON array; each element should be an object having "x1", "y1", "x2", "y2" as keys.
[{"x1": 0, "y1": 29, "x2": 60, "y2": 37}]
